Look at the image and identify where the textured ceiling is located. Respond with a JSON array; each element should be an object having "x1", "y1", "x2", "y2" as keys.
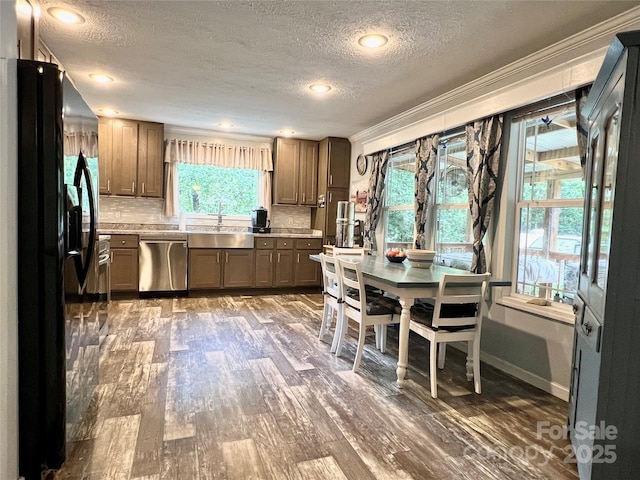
[{"x1": 37, "y1": 0, "x2": 638, "y2": 140}]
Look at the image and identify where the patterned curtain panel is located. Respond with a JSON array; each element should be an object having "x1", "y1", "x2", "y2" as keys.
[
  {"x1": 414, "y1": 134, "x2": 439, "y2": 249},
  {"x1": 466, "y1": 114, "x2": 503, "y2": 274},
  {"x1": 363, "y1": 149, "x2": 390, "y2": 252},
  {"x1": 575, "y1": 86, "x2": 591, "y2": 173}
]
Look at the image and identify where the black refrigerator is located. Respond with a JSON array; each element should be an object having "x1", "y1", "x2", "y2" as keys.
[{"x1": 17, "y1": 60, "x2": 103, "y2": 479}]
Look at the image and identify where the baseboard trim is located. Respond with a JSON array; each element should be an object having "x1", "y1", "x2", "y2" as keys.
[
  {"x1": 480, "y1": 350, "x2": 570, "y2": 401},
  {"x1": 450, "y1": 342, "x2": 570, "y2": 401}
]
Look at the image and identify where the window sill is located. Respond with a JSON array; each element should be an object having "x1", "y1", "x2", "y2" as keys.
[{"x1": 496, "y1": 296, "x2": 575, "y2": 325}]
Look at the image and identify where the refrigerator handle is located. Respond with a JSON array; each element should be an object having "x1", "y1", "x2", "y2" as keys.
[{"x1": 72, "y1": 152, "x2": 97, "y2": 290}]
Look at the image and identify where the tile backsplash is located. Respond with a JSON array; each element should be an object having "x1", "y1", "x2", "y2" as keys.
[{"x1": 99, "y1": 196, "x2": 311, "y2": 229}]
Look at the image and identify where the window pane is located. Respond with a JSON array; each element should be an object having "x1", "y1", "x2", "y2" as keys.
[
  {"x1": 386, "y1": 152, "x2": 414, "y2": 207},
  {"x1": 436, "y1": 135, "x2": 467, "y2": 204},
  {"x1": 385, "y1": 209, "x2": 414, "y2": 248},
  {"x1": 521, "y1": 105, "x2": 581, "y2": 201},
  {"x1": 435, "y1": 208, "x2": 472, "y2": 270},
  {"x1": 177, "y1": 164, "x2": 259, "y2": 215},
  {"x1": 517, "y1": 206, "x2": 582, "y2": 300}
]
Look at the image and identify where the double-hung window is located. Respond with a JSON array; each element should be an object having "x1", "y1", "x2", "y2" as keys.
[
  {"x1": 383, "y1": 145, "x2": 415, "y2": 251},
  {"x1": 511, "y1": 100, "x2": 584, "y2": 302},
  {"x1": 433, "y1": 132, "x2": 473, "y2": 269}
]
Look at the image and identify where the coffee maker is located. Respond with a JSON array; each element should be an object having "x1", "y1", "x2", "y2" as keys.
[{"x1": 250, "y1": 206, "x2": 270, "y2": 233}]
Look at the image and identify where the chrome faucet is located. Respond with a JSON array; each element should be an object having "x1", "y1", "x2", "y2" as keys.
[{"x1": 216, "y1": 201, "x2": 223, "y2": 231}]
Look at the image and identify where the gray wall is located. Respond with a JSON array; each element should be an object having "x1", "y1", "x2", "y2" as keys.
[{"x1": 0, "y1": 0, "x2": 19, "y2": 477}]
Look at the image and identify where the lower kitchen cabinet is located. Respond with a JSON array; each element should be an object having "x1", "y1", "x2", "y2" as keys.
[
  {"x1": 188, "y1": 249, "x2": 223, "y2": 290},
  {"x1": 223, "y1": 250, "x2": 254, "y2": 288},
  {"x1": 110, "y1": 234, "x2": 139, "y2": 292},
  {"x1": 188, "y1": 248, "x2": 254, "y2": 290},
  {"x1": 274, "y1": 238, "x2": 294, "y2": 287},
  {"x1": 294, "y1": 238, "x2": 323, "y2": 286}
]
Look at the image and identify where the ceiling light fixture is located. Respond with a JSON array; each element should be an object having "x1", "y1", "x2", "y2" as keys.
[
  {"x1": 89, "y1": 73, "x2": 113, "y2": 84},
  {"x1": 218, "y1": 122, "x2": 234, "y2": 129},
  {"x1": 309, "y1": 83, "x2": 331, "y2": 94},
  {"x1": 99, "y1": 109, "x2": 119, "y2": 117},
  {"x1": 279, "y1": 129, "x2": 295, "y2": 137},
  {"x1": 358, "y1": 34, "x2": 388, "y2": 49},
  {"x1": 47, "y1": 7, "x2": 85, "y2": 24}
]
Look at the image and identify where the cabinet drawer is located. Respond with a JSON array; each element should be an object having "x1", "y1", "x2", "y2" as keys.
[
  {"x1": 110, "y1": 234, "x2": 139, "y2": 249},
  {"x1": 295, "y1": 238, "x2": 323, "y2": 250},
  {"x1": 255, "y1": 238, "x2": 276, "y2": 249},
  {"x1": 276, "y1": 238, "x2": 294, "y2": 250}
]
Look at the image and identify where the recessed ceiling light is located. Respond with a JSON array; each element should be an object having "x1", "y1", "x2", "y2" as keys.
[
  {"x1": 279, "y1": 129, "x2": 295, "y2": 137},
  {"x1": 218, "y1": 122, "x2": 234, "y2": 129},
  {"x1": 309, "y1": 83, "x2": 331, "y2": 94},
  {"x1": 358, "y1": 34, "x2": 388, "y2": 49},
  {"x1": 99, "y1": 109, "x2": 119, "y2": 117},
  {"x1": 48, "y1": 7, "x2": 85, "y2": 24},
  {"x1": 89, "y1": 73, "x2": 113, "y2": 84}
]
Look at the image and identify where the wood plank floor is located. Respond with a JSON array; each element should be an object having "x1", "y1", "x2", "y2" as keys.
[{"x1": 56, "y1": 293, "x2": 579, "y2": 479}]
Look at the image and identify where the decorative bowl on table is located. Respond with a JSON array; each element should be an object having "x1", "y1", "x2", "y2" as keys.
[
  {"x1": 405, "y1": 249, "x2": 436, "y2": 268},
  {"x1": 385, "y1": 249, "x2": 407, "y2": 263}
]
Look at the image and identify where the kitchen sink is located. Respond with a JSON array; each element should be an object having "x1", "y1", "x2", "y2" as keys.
[{"x1": 187, "y1": 232, "x2": 254, "y2": 249}]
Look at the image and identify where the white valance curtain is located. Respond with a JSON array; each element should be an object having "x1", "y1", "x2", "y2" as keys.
[
  {"x1": 64, "y1": 131, "x2": 99, "y2": 158},
  {"x1": 163, "y1": 139, "x2": 273, "y2": 217}
]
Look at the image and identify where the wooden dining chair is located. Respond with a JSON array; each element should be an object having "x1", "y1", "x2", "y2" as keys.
[
  {"x1": 318, "y1": 253, "x2": 342, "y2": 344},
  {"x1": 334, "y1": 258, "x2": 401, "y2": 372},
  {"x1": 409, "y1": 273, "x2": 490, "y2": 398}
]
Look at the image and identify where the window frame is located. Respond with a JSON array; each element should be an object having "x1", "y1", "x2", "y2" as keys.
[
  {"x1": 382, "y1": 144, "x2": 416, "y2": 252},
  {"x1": 509, "y1": 98, "x2": 584, "y2": 306}
]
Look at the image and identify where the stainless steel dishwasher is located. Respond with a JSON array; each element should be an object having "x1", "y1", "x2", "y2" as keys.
[{"x1": 139, "y1": 234, "x2": 188, "y2": 292}]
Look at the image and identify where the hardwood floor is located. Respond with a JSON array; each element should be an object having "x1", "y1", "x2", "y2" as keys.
[{"x1": 56, "y1": 293, "x2": 578, "y2": 479}]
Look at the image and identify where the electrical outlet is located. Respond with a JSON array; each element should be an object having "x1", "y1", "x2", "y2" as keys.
[{"x1": 288, "y1": 216, "x2": 293, "y2": 225}]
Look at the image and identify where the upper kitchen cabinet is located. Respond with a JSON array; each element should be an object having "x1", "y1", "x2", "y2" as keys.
[
  {"x1": 99, "y1": 118, "x2": 164, "y2": 198},
  {"x1": 318, "y1": 137, "x2": 351, "y2": 191},
  {"x1": 272, "y1": 137, "x2": 318, "y2": 205}
]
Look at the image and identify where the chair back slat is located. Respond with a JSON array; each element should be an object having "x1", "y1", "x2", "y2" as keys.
[
  {"x1": 335, "y1": 258, "x2": 365, "y2": 312},
  {"x1": 432, "y1": 273, "x2": 490, "y2": 330},
  {"x1": 319, "y1": 253, "x2": 340, "y2": 299}
]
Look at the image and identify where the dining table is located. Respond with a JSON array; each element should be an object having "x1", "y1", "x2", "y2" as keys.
[{"x1": 310, "y1": 253, "x2": 511, "y2": 387}]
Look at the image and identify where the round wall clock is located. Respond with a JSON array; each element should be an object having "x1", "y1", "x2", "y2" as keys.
[{"x1": 356, "y1": 154, "x2": 368, "y2": 175}]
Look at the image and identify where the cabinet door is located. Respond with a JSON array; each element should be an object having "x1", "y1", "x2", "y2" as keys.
[
  {"x1": 327, "y1": 138, "x2": 351, "y2": 189},
  {"x1": 137, "y1": 121, "x2": 164, "y2": 198},
  {"x1": 188, "y1": 249, "x2": 222, "y2": 289},
  {"x1": 274, "y1": 250, "x2": 294, "y2": 287},
  {"x1": 254, "y1": 250, "x2": 274, "y2": 288},
  {"x1": 273, "y1": 138, "x2": 300, "y2": 204},
  {"x1": 299, "y1": 140, "x2": 318, "y2": 205},
  {"x1": 110, "y1": 248, "x2": 139, "y2": 291},
  {"x1": 111, "y1": 119, "x2": 139, "y2": 196},
  {"x1": 325, "y1": 188, "x2": 349, "y2": 240},
  {"x1": 98, "y1": 118, "x2": 113, "y2": 194},
  {"x1": 295, "y1": 250, "x2": 321, "y2": 286},
  {"x1": 223, "y1": 250, "x2": 255, "y2": 288}
]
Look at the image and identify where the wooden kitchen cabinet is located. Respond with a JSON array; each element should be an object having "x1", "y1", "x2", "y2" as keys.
[
  {"x1": 188, "y1": 248, "x2": 253, "y2": 289},
  {"x1": 110, "y1": 234, "x2": 139, "y2": 292},
  {"x1": 294, "y1": 238, "x2": 323, "y2": 286},
  {"x1": 254, "y1": 238, "x2": 275, "y2": 288},
  {"x1": 272, "y1": 137, "x2": 318, "y2": 205},
  {"x1": 312, "y1": 137, "x2": 352, "y2": 244},
  {"x1": 188, "y1": 249, "x2": 223, "y2": 290},
  {"x1": 274, "y1": 238, "x2": 294, "y2": 287},
  {"x1": 223, "y1": 250, "x2": 255, "y2": 288},
  {"x1": 319, "y1": 137, "x2": 351, "y2": 190},
  {"x1": 99, "y1": 118, "x2": 164, "y2": 198}
]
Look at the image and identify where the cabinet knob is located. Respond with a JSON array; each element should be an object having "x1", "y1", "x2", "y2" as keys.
[
  {"x1": 263, "y1": 242, "x2": 267, "y2": 246},
  {"x1": 283, "y1": 242, "x2": 287, "y2": 246},
  {"x1": 121, "y1": 240, "x2": 126, "y2": 244},
  {"x1": 307, "y1": 243, "x2": 311, "y2": 247}
]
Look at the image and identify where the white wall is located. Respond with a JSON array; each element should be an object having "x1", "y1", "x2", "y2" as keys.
[
  {"x1": 0, "y1": 0, "x2": 19, "y2": 477},
  {"x1": 348, "y1": 8, "x2": 640, "y2": 400}
]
